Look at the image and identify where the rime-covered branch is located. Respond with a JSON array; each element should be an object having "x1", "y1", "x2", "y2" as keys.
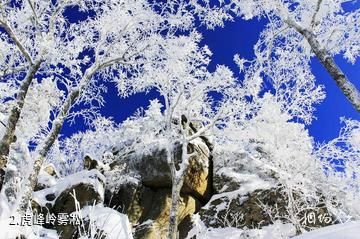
[
  {"x1": 0, "y1": 61, "x2": 41, "y2": 167},
  {"x1": 0, "y1": 20, "x2": 33, "y2": 64},
  {"x1": 285, "y1": 18, "x2": 360, "y2": 112}
]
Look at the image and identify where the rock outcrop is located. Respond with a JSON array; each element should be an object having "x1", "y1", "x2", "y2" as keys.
[
  {"x1": 29, "y1": 140, "x2": 333, "y2": 239},
  {"x1": 32, "y1": 169, "x2": 105, "y2": 239},
  {"x1": 104, "y1": 139, "x2": 213, "y2": 239},
  {"x1": 188, "y1": 149, "x2": 332, "y2": 237}
]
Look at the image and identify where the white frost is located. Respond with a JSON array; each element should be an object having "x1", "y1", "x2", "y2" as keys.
[
  {"x1": 293, "y1": 221, "x2": 360, "y2": 239},
  {"x1": 33, "y1": 169, "x2": 105, "y2": 207},
  {"x1": 78, "y1": 205, "x2": 133, "y2": 239}
]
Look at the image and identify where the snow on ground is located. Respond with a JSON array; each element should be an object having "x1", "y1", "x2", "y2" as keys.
[
  {"x1": 187, "y1": 215, "x2": 296, "y2": 239},
  {"x1": 0, "y1": 204, "x2": 133, "y2": 239},
  {"x1": 189, "y1": 221, "x2": 360, "y2": 239},
  {"x1": 199, "y1": 223, "x2": 296, "y2": 239},
  {"x1": 293, "y1": 221, "x2": 360, "y2": 239},
  {"x1": 0, "y1": 217, "x2": 59, "y2": 239},
  {"x1": 78, "y1": 205, "x2": 133, "y2": 239}
]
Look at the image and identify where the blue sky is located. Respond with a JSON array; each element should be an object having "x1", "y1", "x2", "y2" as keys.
[
  {"x1": 62, "y1": 3, "x2": 360, "y2": 144},
  {"x1": 198, "y1": 15, "x2": 360, "y2": 143}
]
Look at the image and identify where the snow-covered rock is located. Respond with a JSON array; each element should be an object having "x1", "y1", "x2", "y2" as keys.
[
  {"x1": 104, "y1": 139, "x2": 213, "y2": 239},
  {"x1": 183, "y1": 146, "x2": 332, "y2": 238},
  {"x1": 35, "y1": 166, "x2": 58, "y2": 191},
  {"x1": 33, "y1": 169, "x2": 105, "y2": 209},
  {"x1": 0, "y1": 216, "x2": 60, "y2": 239},
  {"x1": 32, "y1": 169, "x2": 105, "y2": 239},
  {"x1": 187, "y1": 218, "x2": 297, "y2": 239},
  {"x1": 110, "y1": 141, "x2": 211, "y2": 200}
]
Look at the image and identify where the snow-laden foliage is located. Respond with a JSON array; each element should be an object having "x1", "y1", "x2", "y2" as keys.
[
  {"x1": 229, "y1": 0, "x2": 360, "y2": 117},
  {"x1": 226, "y1": 0, "x2": 360, "y2": 63},
  {"x1": 1, "y1": 0, "x2": 238, "y2": 216},
  {"x1": 315, "y1": 118, "x2": 360, "y2": 222},
  {"x1": 50, "y1": 100, "x2": 165, "y2": 176},
  {"x1": 211, "y1": 93, "x2": 325, "y2": 233},
  {"x1": 18, "y1": 79, "x2": 63, "y2": 144}
]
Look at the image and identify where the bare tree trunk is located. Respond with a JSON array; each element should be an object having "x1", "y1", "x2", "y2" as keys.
[
  {"x1": 17, "y1": 86, "x2": 80, "y2": 212},
  {"x1": 168, "y1": 142, "x2": 188, "y2": 239},
  {"x1": 285, "y1": 18, "x2": 360, "y2": 112},
  {"x1": 16, "y1": 58, "x2": 103, "y2": 212},
  {"x1": 168, "y1": 175, "x2": 182, "y2": 239},
  {"x1": 287, "y1": 187, "x2": 302, "y2": 235},
  {"x1": 2, "y1": 143, "x2": 28, "y2": 206},
  {"x1": 0, "y1": 62, "x2": 41, "y2": 169}
]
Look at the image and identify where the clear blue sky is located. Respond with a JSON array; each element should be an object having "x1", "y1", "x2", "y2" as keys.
[{"x1": 62, "y1": 3, "x2": 360, "y2": 144}]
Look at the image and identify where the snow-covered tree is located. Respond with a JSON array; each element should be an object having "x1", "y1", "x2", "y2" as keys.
[
  {"x1": 117, "y1": 30, "x2": 241, "y2": 239},
  {"x1": 315, "y1": 118, "x2": 360, "y2": 222},
  {"x1": 224, "y1": 0, "x2": 360, "y2": 112},
  {"x1": 0, "y1": 0, "x2": 359, "y2": 238},
  {"x1": 0, "y1": 0, "x2": 210, "y2": 214}
]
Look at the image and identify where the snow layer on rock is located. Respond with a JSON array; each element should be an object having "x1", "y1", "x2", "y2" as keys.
[
  {"x1": 33, "y1": 169, "x2": 105, "y2": 207},
  {"x1": 293, "y1": 221, "x2": 360, "y2": 239},
  {"x1": 79, "y1": 205, "x2": 133, "y2": 239},
  {"x1": 37, "y1": 170, "x2": 57, "y2": 188},
  {"x1": 213, "y1": 146, "x2": 277, "y2": 194}
]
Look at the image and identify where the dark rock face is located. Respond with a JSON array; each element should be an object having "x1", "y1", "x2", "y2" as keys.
[
  {"x1": 52, "y1": 182, "x2": 103, "y2": 215},
  {"x1": 45, "y1": 193, "x2": 56, "y2": 201},
  {"x1": 32, "y1": 170, "x2": 105, "y2": 239},
  {"x1": 198, "y1": 189, "x2": 287, "y2": 229},
  {"x1": 84, "y1": 155, "x2": 99, "y2": 171},
  {"x1": 198, "y1": 188, "x2": 332, "y2": 231},
  {"x1": 185, "y1": 149, "x2": 334, "y2": 237},
  {"x1": 104, "y1": 140, "x2": 213, "y2": 239}
]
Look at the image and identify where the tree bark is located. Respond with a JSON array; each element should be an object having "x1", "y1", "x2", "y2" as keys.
[
  {"x1": 168, "y1": 175, "x2": 182, "y2": 239},
  {"x1": 17, "y1": 85, "x2": 80, "y2": 212},
  {"x1": 0, "y1": 62, "x2": 41, "y2": 169},
  {"x1": 285, "y1": 18, "x2": 360, "y2": 112},
  {"x1": 167, "y1": 142, "x2": 188, "y2": 239}
]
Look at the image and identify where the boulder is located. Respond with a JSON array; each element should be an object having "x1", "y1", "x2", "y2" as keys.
[
  {"x1": 32, "y1": 169, "x2": 105, "y2": 239},
  {"x1": 198, "y1": 188, "x2": 332, "y2": 232},
  {"x1": 43, "y1": 164, "x2": 58, "y2": 178},
  {"x1": 184, "y1": 148, "x2": 332, "y2": 237},
  {"x1": 105, "y1": 138, "x2": 213, "y2": 239},
  {"x1": 116, "y1": 140, "x2": 212, "y2": 202},
  {"x1": 133, "y1": 189, "x2": 201, "y2": 239},
  {"x1": 198, "y1": 188, "x2": 286, "y2": 229}
]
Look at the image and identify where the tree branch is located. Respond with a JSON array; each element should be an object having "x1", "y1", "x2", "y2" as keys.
[
  {"x1": 0, "y1": 60, "x2": 41, "y2": 167},
  {"x1": 285, "y1": 18, "x2": 360, "y2": 112},
  {"x1": 186, "y1": 108, "x2": 223, "y2": 142},
  {"x1": 27, "y1": 0, "x2": 40, "y2": 27},
  {"x1": 0, "y1": 20, "x2": 33, "y2": 64},
  {"x1": 310, "y1": 0, "x2": 323, "y2": 28}
]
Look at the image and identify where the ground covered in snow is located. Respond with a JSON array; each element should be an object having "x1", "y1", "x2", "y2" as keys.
[{"x1": 293, "y1": 221, "x2": 360, "y2": 239}]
